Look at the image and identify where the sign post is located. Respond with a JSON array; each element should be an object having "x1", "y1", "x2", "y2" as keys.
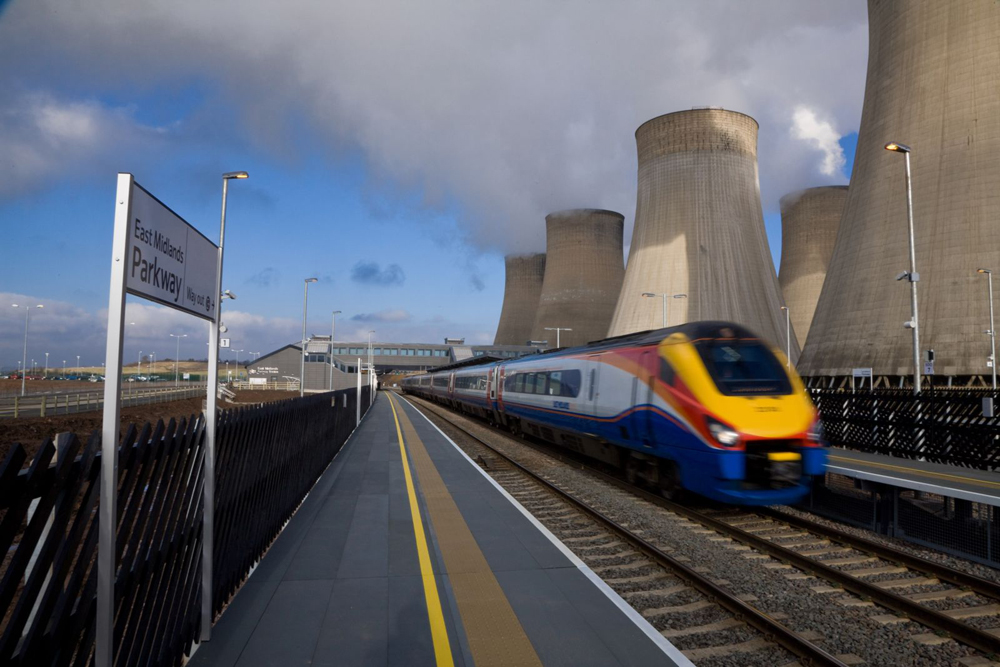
[{"x1": 98, "y1": 174, "x2": 219, "y2": 667}]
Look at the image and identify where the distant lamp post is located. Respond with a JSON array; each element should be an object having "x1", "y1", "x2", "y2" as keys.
[
  {"x1": 63, "y1": 360, "x2": 66, "y2": 376},
  {"x1": 169, "y1": 333, "x2": 188, "y2": 387},
  {"x1": 641, "y1": 292, "x2": 687, "y2": 328},
  {"x1": 885, "y1": 141, "x2": 921, "y2": 394},
  {"x1": 12, "y1": 303, "x2": 43, "y2": 396},
  {"x1": 978, "y1": 269, "x2": 997, "y2": 390},
  {"x1": 138, "y1": 351, "x2": 142, "y2": 380},
  {"x1": 301, "y1": 277, "x2": 318, "y2": 397},
  {"x1": 234, "y1": 349, "x2": 244, "y2": 380},
  {"x1": 543, "y1": 327, "x2": 573, "y2": 348},
  {"x1": 44, "y1": 351, "x2": 49, "y2": 379},
  {"x1": 329, "y1": 310, "x2": 342, "y2": 391},
  {"x1": 780, "y1": 306, "x2": 791, "y2": 369},
  {"x1": 76, "y1": 354, "x2": 81, "y2": 374}
]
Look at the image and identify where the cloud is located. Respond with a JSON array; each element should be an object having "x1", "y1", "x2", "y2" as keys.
[
  {"x1": 791, "y1": 106, "x2": 847, "y2": 177},
  {"x1": 350, "y1": 309, "x2": 412, "y2": 323},
  {"x1": 245, "y1": 267, "x2": 278, "y2": 287},
  {"x1": 0, "y1": 1, "x2": 867, "y2": 247},
  {"x1": 350, "y1": 261, "x2": 405, "y2": 287}
]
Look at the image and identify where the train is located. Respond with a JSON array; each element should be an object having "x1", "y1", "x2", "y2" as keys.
[{"x1": 401, "y1": 321, "x2": 827, "y2": 506}]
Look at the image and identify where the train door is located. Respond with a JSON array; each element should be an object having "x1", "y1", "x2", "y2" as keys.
[
  {"x1": 640, "y1": 350, "x2": 656, "y2": 448},
  {"x1": 586, "y1": 354, "x2": 601, "y2": 416}
]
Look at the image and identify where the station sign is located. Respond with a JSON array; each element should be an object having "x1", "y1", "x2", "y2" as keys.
[
  {"x1": 923, "y1": 361, "x2": 935, "y2": 375},
  {"x1": 220, "y1": 338, "x2": 231, "y2": 348},
  {"x1": 124, "y1": 182, "x2": 219, "y2": 320},
  {"x1": 851, "y1": 368, "x2": 872, "y2": 379}
]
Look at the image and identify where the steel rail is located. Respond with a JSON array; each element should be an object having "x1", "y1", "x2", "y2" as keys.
[{"x1": 404, "y1": 394, "x2": 847, "y2": 667}]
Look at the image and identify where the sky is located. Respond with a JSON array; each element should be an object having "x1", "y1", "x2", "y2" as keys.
[{"x1": 0, "y1": 0, "x2": 867, "y2": 372}]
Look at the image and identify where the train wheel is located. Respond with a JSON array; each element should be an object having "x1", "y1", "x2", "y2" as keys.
[{"x1": 658, "y1": 461, "x2": 684, "y2": 502}]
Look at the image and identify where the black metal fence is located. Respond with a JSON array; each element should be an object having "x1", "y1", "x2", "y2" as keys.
[
  {"x1": 810, "y1": 387, "x2": 1000, "y2": 470},
  {"x1": 0, "y1": 386, "x2": 371, "y2": 667}
]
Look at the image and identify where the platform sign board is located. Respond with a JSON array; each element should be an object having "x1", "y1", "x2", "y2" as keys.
[
  {"x1": 125, "y1": 183, "x2": 218, "y2": 320},
  {"x1": 924, "y1": 361, "x2": 935, "y2": 375},
  {"x1": 220, "y1": 338, "x2": 230, "y2": 348},
  {"x1": 851, "y1": 367, "x2": 873, "y2": 391},
  {"x1": 97, "y1": 173, "x2": 218, "y2": 667}
]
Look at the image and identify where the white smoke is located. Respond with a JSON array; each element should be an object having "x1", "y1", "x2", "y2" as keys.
[{"x1": 791, "y1": 106, "x2": 847, "y2": 178}]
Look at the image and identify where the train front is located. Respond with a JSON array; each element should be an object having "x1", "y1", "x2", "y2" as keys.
[{"x1": 662, "y1": 323, "x2": 827, "y2": 506}]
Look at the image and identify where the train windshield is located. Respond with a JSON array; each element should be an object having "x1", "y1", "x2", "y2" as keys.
[{"x1": 694, "y1": 338, "x2": 792, "y2": 396}]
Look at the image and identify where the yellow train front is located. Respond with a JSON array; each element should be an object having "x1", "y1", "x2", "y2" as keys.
[{"x1": 653, "y1": 322, "x2": 826, "y2": 505}]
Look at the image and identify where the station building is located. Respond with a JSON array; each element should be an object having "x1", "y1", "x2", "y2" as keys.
[{"x1": 247, "y1": 336, "x2": 544, "y2": 392}]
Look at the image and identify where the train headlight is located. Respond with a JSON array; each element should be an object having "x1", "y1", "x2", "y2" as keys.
[{"x1": 707, "y1": 417, "x2": 740, "y2": 447}]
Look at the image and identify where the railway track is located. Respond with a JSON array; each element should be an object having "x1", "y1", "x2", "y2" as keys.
[
  {"x1": 403, "y1": 393, "x2": 1000, "y2": 666},
  {"x1": 404, "y1": 394, "x2": 845, "y2": 667}
]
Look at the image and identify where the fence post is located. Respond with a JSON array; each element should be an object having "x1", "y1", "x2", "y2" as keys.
[
  {"x1": 14, "y1": 396, "x2": 18, "y2": 418},
  {"x1": 40, "y1": 395, "x2": 46, "y2": 418}
]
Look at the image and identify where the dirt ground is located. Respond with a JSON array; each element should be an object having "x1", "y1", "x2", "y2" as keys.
[{"x1": 0, "y1": 388, "x2": 303, "y2": 467}]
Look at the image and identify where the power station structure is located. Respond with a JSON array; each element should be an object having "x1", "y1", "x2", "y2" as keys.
[
  {"x1": 777, "y1": 186, "x2": 848, "y2": 349},
  {"x1": 530, "y1": 209, "x2": 625, "y2": 348},
  {"x1": 493, "y1": 253, "x2": 546, "y2": 345},
  {"x1": 608, "y1": 108, "x2": 794, "y2": 361},
  {"x1": 798, "y1": 0, "x2": 1000, "y2": 383}
]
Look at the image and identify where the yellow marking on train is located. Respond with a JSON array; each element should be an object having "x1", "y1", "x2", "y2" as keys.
[
  {"x1": 829, "y1": 455, "x2": 1000, "y2": 491},
  {"x1": 768, "y1": 452, "x2": 801, "y2": 462},
  {"x1": 387, "y1": 394, "x2": 455, "y2": 667}
]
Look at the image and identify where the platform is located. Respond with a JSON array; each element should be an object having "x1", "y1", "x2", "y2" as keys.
[
  {"x1": 828, "y1": 447, "x2": 1000, "y2": 506},
  {"x1": 189, "y1": 392, "x2": 688, "y2": 667}
]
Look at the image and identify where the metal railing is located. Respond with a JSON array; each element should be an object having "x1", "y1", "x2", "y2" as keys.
[
  {"x1": 0, "y1": 385, "x2": 208, "y2": 419},
  {"x1": 0, "y1": 386, "x2": 371, "y2": 666},
  {"x1": 811, "y1": 387, "x2": 1000, "y2": 470}
]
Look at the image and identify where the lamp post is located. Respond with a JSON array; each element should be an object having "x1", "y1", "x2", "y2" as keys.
[
  {"x1": 978, "y1": 269, "x2": 997, "y2": 390},
  {"x1": 137, "y1": 351, "x2": 142, "y2": 381},
  {"x1": 368, "y1": 330, "x2": 375, "y2": 406},
  {"x1": 780, "y1": 306, "x2": 791, "y2": 369},
  {"x1": 12, "y1": 303, "x2": 42, "y2": 396},
  {"x1": 301, "y1": 277, "x2": 318, "y2": 397},
  {"x1": 543, "y1": 327, "x2": 573, "y2": 348},
  {"x1": 641, "y1": 292, "x2": 687, "y2": 328},
  {"x1": 329, "y1": 310, "x2": 342, "y2": 391},
  {"x1": 200, "y1": 170, "x2": 247, "y2": 642},
  {"x1": 234, "y1": 349, "x2": 244, "y2": 380},
  {"x1": 170, "y1": 333, "x2": 188, "y2": 387},
  {"x1": 885, "y1": 142, "x2": 921, "y2": 393},
  {"x1": 44, "y1": 351, "x2": 49, "y2": 379},
  {"x1": 77, "y1": 354, "x2": 81, "y2": 374},
  {"x1": 63, "y1": 360, "x2": 66, "y2": 377}
]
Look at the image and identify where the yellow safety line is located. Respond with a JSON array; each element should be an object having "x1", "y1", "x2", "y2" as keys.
[
  {"x1": 388, "y1": 394, "x2": 455, "y2": 667},
  {"x1": 830, "y1": 455, "x2": 1000, "y2": 490}
]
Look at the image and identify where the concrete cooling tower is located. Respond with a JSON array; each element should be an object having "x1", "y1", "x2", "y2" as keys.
[
  {"x1": 530, "y1": 209, "x2": 624, "y2": 348},
  {"x1": 608, "y1": 108, "x2": 794, "y2": 361},
  {"x1": 493, "y1": 253, "x2": 546, "y2": 345},
  {"x1": 799, "y1": 0, "x2": 1000, "y2": 380},
  {"x1": 778, "y1": 186, "x2": 848, "y2": 349}
]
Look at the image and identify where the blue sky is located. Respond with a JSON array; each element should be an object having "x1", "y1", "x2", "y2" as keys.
[{"x1": 0, "y1": 1, "x2": 867, "y2": 371}]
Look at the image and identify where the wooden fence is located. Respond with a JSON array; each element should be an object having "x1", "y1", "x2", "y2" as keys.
[{"x1": 0, "y1": 386, "x2": 371, "y2": 666}]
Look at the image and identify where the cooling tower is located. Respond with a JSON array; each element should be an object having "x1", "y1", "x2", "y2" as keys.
[
  {"x1": 608, "y1": 108, "x2": 794, "y2": 361},
  {"x1": 799, "y1": 0, "x2": 1000, "y2": 379},
  {"x1": 530, "y1": 209, "x2": 624, "y2": 348},
  {"x1": 493, "y1": 253, "x2": 546, "y2": 345},
  {"x1": 778, "y1": 186, "x2": 848, "y2": 348}
]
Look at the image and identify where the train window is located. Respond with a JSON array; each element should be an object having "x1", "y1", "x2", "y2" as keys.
[
  {"x1": 694, "y1": 339, "x2": 792, "y2": 395},
  {"x1": 514, "y1": 373, "x2": 524, "y2": 393},
  {"x1": 560, "y1": 370, "x2": 581, "y2": 397},
  {"x1": 534, "y1": 374, "x2": 548, "y2": 395},
  {"x1": 659, "y1": 357, "x2": 675, "y2": 385},
  {"x1": 524, "y1": 373, "x2": 536, "y2": 394},
  {"x1": 548, "y1": 371, "x2": 562, "y2": 395}
]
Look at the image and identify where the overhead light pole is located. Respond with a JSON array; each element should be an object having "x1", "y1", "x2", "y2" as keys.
[
  {"x1": 978, "y1": 269, "x2": 997, "y2": 390},
  {"x1": 329, "y1": 310, "x2": 341, "y2": 391},
  {"x1": 44, "y1": 351, "x2": 49, "y2": 379},
  {"x1": 368, "y1": 330, "x2": 375, "y2": 405},
  {"x1": 63, "y1": 359, "x2": 66, "y2": 377},
  {"x1": 641, "y1": 292, "x2": 687, "y2": 328},
  {"x1": 543, "y1": 326, "x2": 573, "y2": 348},
  {"x1": 885, "y1": 141, "x2": 921, "y2": 394},
  {"x1": 138, "y1": 351, "x2": 142, "y2": 381},
  {"x1": 170, "y1": 333, "x2": 188, "y2": 387},
  {"x1": 203, "y1": 170, "x2": 247, "y2": 642},
  {"x1": 12, "y1": 303, "x2": 42, "y2": 396},
  {"x1": 77, "y1": 354, "x2": 81, "y2": 374},
  {"x1": 301, "y1": 277, "x2": 318, "y2": 397},
  {"x1": 234, "y1": 349, "x2": 244, "y2": 380},
  {"x1": 780, "y1": 306, "x2": 791, "y2": 369}
]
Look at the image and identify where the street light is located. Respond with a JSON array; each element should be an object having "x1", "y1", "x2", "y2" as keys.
[
  {"x1": 234, "y1": 349, "x2": 244, "y2": 380},
  {"x1": 77, "y1": 354, "x2": 81, "y2": 374},
  {"x1": 170, "y1": 333, "x2": 188, "y2": 387},
  {"x1": 641, "y1": 292, "x2": 687, "y2": 328},
  {"x1": 138, "y1": 351, "x2": 142, "y2": 381},
  {"x1": 978, "y1": 269, "x2": 997, "y2": 390},
  {"x1": 780, "y1": 306, "x2": 791, "y2": 369},
  {"x1": 44, "y1": 351, "x2": 49, "y2": 379},
  {"x1": 368, "y1": 330, "x2": 375, "y2": 406},
  {"x1": 543, "y1": 327, "x2": 573, "y2": 348},
  {"x1": 329, "y1": 310, "x2": 342, "y2": 390},
  {"x1": 12, "y1": 303, "x2": 42, "y2": 396},
  {"x1": 301, "y1": 277, "x2": 318, "y2": 397},
  {"x1": 63, "y1": 360, "x2": 66, "y2": 376},
  {"x1": 885, "y1": 141, "x2": 921, "y2": 394}
]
